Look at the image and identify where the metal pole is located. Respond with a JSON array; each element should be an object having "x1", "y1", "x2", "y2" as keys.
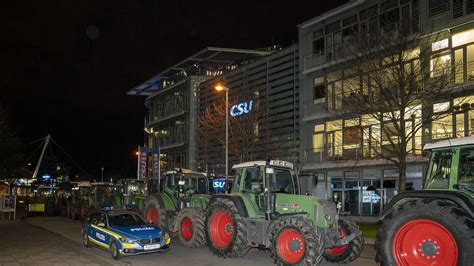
[
  {"x1": 32, "y1": 135, "x2": 50, "y2": 180},
  {"x1": 225, "y1": 90, "x2": 229, "y2": 179}
]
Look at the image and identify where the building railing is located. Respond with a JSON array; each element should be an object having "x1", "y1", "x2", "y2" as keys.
[
  {"x1": 302, "y1": 138, "x2": 424, "y2": 164},
  {"x1": 302, "y1": 99, "x2": 326, "y2": 118},
  {"x1": 303, "y1": 44, "x2": 345, "y2": 70}
]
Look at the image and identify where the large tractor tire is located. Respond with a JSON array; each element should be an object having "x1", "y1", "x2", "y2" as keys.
[
  {"x1": 323, "y1": 218, "x2": 363, "y2": 263},
  {"x1": 144, "y1": 196, "x2": 167, "y2": 229},
  {"x1": 270, "y1": 216, "x2": 324, "y2": 265},
  {"x1": 377, "y1": 199, "x2": 474, "y2": 266},
  {"x1": 205, "y1": 198, "x2": 249, "y2": 258},
  {"x1": 176, "y1": 208, "x2": 206, "y2": 248}
]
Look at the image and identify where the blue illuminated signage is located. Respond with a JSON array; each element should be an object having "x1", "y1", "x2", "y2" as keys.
[
  {"x1": 230, "y1": 100, "x2": 253, "y2": 117},
  {"x1": 212, "y1": 179, "x2": 226, "y2": 193},
  {"x1": 42, "y1": 174, "x2": 51, "y2": 181}
]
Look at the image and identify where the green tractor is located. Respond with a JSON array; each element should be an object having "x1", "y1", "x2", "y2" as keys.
[
  {"x1": 66, "y1": 181, "x2": 91, "y2": 220},
  {"x1": 202, "y1": 160, "x2": 363, "y2": 265},
  {"x1": 112, "y1": 178, "x2": 147, "y2": 213},
  {"x1": 144, "y1": 168, "x2": 210, "y2": 247},
  {"x1": 78, "y1": 182, "x2": 114, "y2": 220},
  {"x1": 376, "y1": 137, "x2": 474, "y2": 265}
]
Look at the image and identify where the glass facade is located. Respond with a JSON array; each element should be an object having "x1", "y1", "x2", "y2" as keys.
[{"x1": 308, "y1": 166, "x2": 422, "y2": 216}]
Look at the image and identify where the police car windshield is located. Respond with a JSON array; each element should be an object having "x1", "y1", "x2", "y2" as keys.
[{"x1": 108, "y1": 213, "x2": 147, "y2": 227}]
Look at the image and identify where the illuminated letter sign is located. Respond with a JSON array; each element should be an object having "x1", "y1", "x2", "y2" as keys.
[{"x1": 230, "y1": 100, "x2": 253, "y2": 117}]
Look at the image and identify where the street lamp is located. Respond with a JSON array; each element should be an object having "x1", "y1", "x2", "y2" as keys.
[{"x1": 214, "y1": 83, "x2": 229, "y2": 179}]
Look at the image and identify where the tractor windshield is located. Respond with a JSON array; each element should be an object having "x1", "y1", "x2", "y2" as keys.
[
  {"x1": 127, "y1": 180, "x2": 147, "y2": 196},
  {"x1": 458, "y1": 147, "x2": 474, "y2": 190},
  {"x1": 271, "y1": 168, "x2": 296, "y2": 194}
]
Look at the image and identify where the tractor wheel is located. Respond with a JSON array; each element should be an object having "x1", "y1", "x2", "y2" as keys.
[
  {"x1": 176, "y1": 208, "x2": 206, "y2": 248},
  {"x1": 144, "y1": 196, "x2": 167, "y2": 229},
  {"x1": 270, "y1": 216, "x2": 324, "y2": 265},
  {"x1": 323, "y1": 218, "x2": 363, "y2": 263},
  {"x1": 205, "y1": 198, "x2": 249, "y2": 258},
  {"x1": 377, "y1": 199, "x2": 474, "y2": 266}
]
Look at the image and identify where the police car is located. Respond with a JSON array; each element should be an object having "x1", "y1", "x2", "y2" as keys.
[{"x1": 82, "y1": 206, "x2": 170, "y2": 259}]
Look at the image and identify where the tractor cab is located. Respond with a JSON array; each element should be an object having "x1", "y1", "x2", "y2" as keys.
[
  {"x1": 113, "y1": 179, "x2": 147, "y2": 208},
  {"x1": 163, "y1": 169, "x2": 208, "y2": 210},
  {"x1": 423, "y1": 137, "x2": 474, "y2": 195},
  {"x1": 231, "y1": 160, "x2": 299, "y2": 213}
]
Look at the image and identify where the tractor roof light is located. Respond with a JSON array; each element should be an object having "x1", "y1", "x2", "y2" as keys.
[{"x1": 269, "y1": 160, "x2": 294, "y2": 169}]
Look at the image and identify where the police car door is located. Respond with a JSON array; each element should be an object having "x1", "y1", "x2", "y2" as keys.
[{"x1": 92, "y1": 212, "x2": 109, "y2": 245}]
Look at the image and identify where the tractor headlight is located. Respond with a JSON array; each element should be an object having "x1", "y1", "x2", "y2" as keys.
[
  {"x1": 120, "y1": 238, "x2": 137, "y2": 244},
  {"x1": 325, "y1": 214, "x2": 332, "y2": 220}
]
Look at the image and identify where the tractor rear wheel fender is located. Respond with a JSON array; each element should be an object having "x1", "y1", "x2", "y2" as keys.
[
  {"x1": 376, "y1": 198, "x2": 474, "y2": 265},
  {"x1": 207, "y1": 195, "x2": 248, "y2": 218},
  {"x1": 381, "y1": 191, "x2": 474, "y2": 220}
]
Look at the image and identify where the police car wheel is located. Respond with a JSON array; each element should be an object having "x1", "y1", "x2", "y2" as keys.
[
  {"x1": 109, "y1": 241, "x2": 121, "y2": 260},
  {"x1": 83, "y1": 232, "x2": 90, "y2": 248}
]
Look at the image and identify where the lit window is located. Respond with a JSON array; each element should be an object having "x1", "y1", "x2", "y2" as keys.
[
  {"x1": 452, "y1": 29, "x2": 474, "y2": 47},
  {"x1": 431, "y1": 39, "x2": 449, "y2": 51},
  {"x1": 433, "y1": 102, "x2": 450, "y2": 113},
  {"x1": 430, "y1": 53, "x2": 451, "y2": 77}
]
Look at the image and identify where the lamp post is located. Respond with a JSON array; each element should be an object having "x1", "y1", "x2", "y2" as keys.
[{"x1": 214, "y1": 83, "x2": 229, "y2": 179}]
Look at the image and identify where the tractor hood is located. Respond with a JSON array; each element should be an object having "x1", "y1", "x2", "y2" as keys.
[{"x1": 275, "y1": 194, "x2": 338, "y2": 228}]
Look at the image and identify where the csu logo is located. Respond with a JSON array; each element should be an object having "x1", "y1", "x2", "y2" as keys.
[
  {"x1": 230, "y1": 100, "x2": 253, "y2": 117},
  {"x1": 213, "y1": 180, "x2": 225, "y2": 188}
]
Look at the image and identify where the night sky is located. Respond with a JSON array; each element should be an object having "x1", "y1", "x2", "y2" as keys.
[{"x1": 0, "y1": 0, "x2": 347, "y2": 179}]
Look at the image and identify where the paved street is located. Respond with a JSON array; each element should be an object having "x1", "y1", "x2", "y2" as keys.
[
  {"x1": 0, "y1": 220, "x2": 122, "y2": 266},
  {"x1": 11, "y1": 216, "x2": 378, "y2": 266}
]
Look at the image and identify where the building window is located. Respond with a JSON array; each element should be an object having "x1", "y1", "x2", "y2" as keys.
[
  {"x1": 312, "y1": 38, "x2": 325, "y2": 55},
  {"x1": 432, "y1": 38, "x2": 449, "y2": 51},
  {"x1": 313, "y1": 77, "x2": 325, "y2": 103},
  {"x1": 430, "y1": 52, "x2": 451, "y2": 78},
  {"x1": 429, "y1": 0, "x2": 449, "y2": 17},
  {"x1": 432, "y1": 115, "x2": 453, "y2": 139},
  {"x1": 452, "y1": 29, "x2": 474, "y2": 47}
]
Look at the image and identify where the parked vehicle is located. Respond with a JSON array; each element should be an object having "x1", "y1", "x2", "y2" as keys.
[
  {"x1": 79, "y1": 182, "x2": 114, "y2": 220},
  {"x1": 67, "y1": 181, "x2": 91, "y2": 220},
  {"x1": 82, "y1": 206, "x2": 170, "y2": 259},
  {"x1": 376, "y1": 137, "x2": 474, "y2": 265},
  {"x1": 113, "y1": 179, "x2": 147, "y2": 213}
]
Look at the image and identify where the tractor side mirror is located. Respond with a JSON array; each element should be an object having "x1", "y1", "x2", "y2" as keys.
[{"x1": 251, "y1": 182, "x2": 263, "y2": 193}]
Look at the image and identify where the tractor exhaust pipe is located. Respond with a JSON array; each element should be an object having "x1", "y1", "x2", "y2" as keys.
[{"x1": 265, "y1": 158, "x2": 274, "y2": 220}]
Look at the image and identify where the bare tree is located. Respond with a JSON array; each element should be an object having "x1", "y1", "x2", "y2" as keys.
[
  {"x1": 0, "y1": 104, "x2": 28, "y2": 193},
  {"x1": 198, "y1": 93, "x2": 264, "y2": 171},
  {"x1": 332, "y1": 21, "x2": 465, "y2": 192}
]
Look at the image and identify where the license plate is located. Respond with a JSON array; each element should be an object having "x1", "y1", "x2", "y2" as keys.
[{"x1": 144, "y1": 244, "x2": 161, "y2": 250}]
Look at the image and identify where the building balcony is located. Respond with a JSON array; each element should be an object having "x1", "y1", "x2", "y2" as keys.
[
  {"x1": 303, "y1": 44, "x2": 345, "y2": 73},
  {"x1": 301, "y1": 140, "x2": 424, "y2": 166},
  {"x1": 302, "y1": 99, "x2": 327, "y2": 121}
]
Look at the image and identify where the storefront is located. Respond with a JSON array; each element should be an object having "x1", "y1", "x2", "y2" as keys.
[{"x1": 302, "y1": 164, "x2": 425, "y2": 217}]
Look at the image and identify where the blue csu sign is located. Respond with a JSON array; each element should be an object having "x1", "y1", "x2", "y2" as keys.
[{"x1": 230, "y1": 100, "x2": 253, "y2": 117}]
